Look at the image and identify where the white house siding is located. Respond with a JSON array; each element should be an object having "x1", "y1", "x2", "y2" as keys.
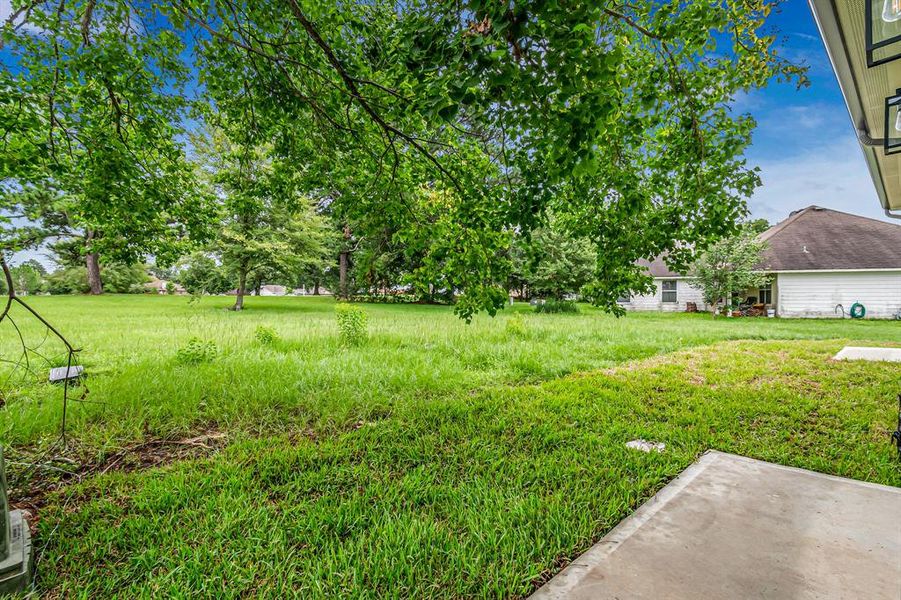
[
  {"x1": 775, "y1": 271, "x2": 901, "y2": 318},
  {"x1": 624, "y1": 278, "x2": 707, "y2": 312}
]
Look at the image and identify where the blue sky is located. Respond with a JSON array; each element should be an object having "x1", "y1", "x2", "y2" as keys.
[{"x1": 744, "y1": 0, "x2": 890, "y2": 223}]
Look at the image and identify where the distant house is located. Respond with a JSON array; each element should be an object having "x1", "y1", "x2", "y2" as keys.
[
  {"x1": 145, "y1": 277, "x2": 185, "y2": 295},
  {"x1": 619, "y1": 256, "x2": 708, "y2": 312},
  {"x1": 258, "y1": 284, "x2": 287, "y2": 296},
  {"x1": 292, "y1": 286, "x2": 333, "y2": 296},
  {"x1": 755, "y1": 206, "x2": 901, "y2": 319},
  {"x1": 622, "y1": 206, "x2": 901, "y2": 318}
]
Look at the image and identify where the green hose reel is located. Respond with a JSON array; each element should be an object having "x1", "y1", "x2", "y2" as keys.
[{"x1": 849, "y1": 302, "x2": 866, "y2": 319}]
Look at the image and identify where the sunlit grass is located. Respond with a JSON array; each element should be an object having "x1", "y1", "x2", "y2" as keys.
[
  {"x1": 1, "y1": 295, "x2": 898, "y2": 452},
  {"x1": 0, "y1": 295, "x2": 898, "y2": 596}
]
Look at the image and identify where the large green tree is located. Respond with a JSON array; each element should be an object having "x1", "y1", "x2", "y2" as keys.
[
  {"x1": 177, "y1": 0, "x2": 802, "y2": 318},
  {"x1": 174, "y1": 253, "x2": 231, "y2": 296},
  {"x1": 0, "y1": 1, "x2": 213, "y2": 293},
  {"x1": 193, "y1": 125, "x2": 330, "y2": 310},
  {"x1": 0, "y1": 259, "x2": 46, "y2": 295},
  {"x1": 509, "y1": 220, "x2": 596, "y2": 300},
  {"x1": 4, "y1": 0, "x2": 802, "y2": 316}
]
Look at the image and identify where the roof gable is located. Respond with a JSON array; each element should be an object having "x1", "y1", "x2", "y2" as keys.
[
  {"x1": 636, "y1": 255, "x2": 685, "y2": 278},
  {"x1": 758, "y1": 206, "x2": 901, "y2": 272}
]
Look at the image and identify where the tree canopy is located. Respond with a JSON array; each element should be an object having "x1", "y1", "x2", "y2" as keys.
[
  {"x1": 0, "y1": 2, "x2": 214, "y2": 264},
  {"x1": 1, "y1": 0, "x2": 803, "y2": 316},
  {"x1": 689, "y1": 227, "x2": 770, "y2": 315},
  {"x1": 192, "y1": 124, "x2": 331, "y2": 309}
]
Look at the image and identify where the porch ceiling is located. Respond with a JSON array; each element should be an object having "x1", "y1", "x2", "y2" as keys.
[{"x1": 809, "y1": 0, "x2": 901, "y2": 212}]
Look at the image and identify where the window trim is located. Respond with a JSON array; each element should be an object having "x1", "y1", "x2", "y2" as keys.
[
  {"x1": 758, "y1": 282, "x2": 773, "y2": 305},
  {"x1": 661, "y1": 280, "x2": 678, "y2": 303}
]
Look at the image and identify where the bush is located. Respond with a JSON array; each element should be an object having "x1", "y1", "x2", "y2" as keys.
[
  {"x1": 505, "y1": 314, "x2": 528, "y2": 338},
  {"x1": 254, "y1": 325, "x2": 280, "y2": 345},
  {"x1": 534, "y1": 299, "x2": 579, "y2": 314},
  {"x1": 44, "y1": 267, "x2": 91, "y2": 295},
  {"x1": 44, "y1": 263, "x2": 149, "y2": 295},
  {"x1": 348, "y1": 293, "x2": 420, "y2": 304},
  {"x1": 175, "y1": 337, "x2": 219, "y2": 365},
  {"x1": 175, "y1": 252, "x2": 231, "y2": 295},
  {"x1": 335, "y1": 303, "x2": 368, "y2": 346}
]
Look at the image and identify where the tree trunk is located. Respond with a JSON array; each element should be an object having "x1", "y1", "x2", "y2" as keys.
[
  {"x1": 85, "y1": 252, "x2": 103, "y2": 295},
  {"x1": 233, "y1": 265, "x2": 247, "y2": 311},
  {"x1": 338, "y1": 223, "x2": 351, "y2": 299},
  {"x1": 313, "y1": 280, "x2": 320, "y2": 295},
  {"x1": 338, "y1": 252, "x2": 348, "y2": 299}
]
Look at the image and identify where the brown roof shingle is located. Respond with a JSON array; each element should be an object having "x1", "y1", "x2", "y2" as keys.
[
  {"x1": 636, "y1": 255, "x2": 684, "y2": 278},
  {"x1": 758, "y1": 206, "x2": 901, "y2": 271}
]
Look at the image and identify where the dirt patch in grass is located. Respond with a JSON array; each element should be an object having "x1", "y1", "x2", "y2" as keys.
[
  {"x1": 8, "y1": 414, "x2": 380, "y2": 537},
  {"x1": 8, "y1": 430, "x2": 228, "y2": 534},
  {"x1": 94, "y1": 431, "x2": 228, "y2": 475}
]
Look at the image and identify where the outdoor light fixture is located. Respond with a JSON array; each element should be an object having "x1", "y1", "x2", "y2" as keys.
[
  {"x1": 0, "y1": 447, "x2": 32, "y2": 593},
  {"x1": 867, "y1": 0, "x2": 901, "y2": 66},
  {"x1": 884, "y1": 89, "x2": 901, "y2": 154}
]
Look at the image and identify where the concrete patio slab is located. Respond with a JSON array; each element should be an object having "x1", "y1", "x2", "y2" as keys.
[
  {"x1": 530, "y1": 451, "x2": 901, "y2": 600},
  {"x1": 833, "y1": 346, "x2": 901, "y2": 362}
]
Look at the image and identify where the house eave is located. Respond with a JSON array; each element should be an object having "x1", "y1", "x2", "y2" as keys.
[
  {"x1": 807, "y1": 0, "x2": 901, "y2": 212},
  {"x1": 766, "y1": 267, "x2": 901, "y2": 274}
]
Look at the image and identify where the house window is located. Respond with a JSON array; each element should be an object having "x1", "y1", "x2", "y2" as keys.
[
  {"x1": 758, "y1": 282, "x2": 772, "y2": 305},
  {"x1": 661, "y1": 280, "x2": 677, "y2": 303}
]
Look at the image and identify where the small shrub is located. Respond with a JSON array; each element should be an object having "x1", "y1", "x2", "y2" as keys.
[
  {"x1": 348, "y1": 293, "x2": 420, "y2": 304},
  {"x1": 534, "y1": 299, "x2": 579, "y2": 314},
  {"x1": 175, "y1": 337, "x2": 218, "y2": 365},
  {"x1": 335, "y1": 303, "x2": 368, "y2": 346},
  {"x1": 254, "y1": 325, "x2": 280, "y2": 345},
  {"x1": 505, "y1": 314, "x2": 527, "y2": 338},
  {"x1": 165, "y1": 281, "x2": 176, "y2": 295}
]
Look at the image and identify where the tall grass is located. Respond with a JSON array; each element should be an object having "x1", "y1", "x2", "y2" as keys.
[{"x1": 0, "y1": 295, "x2": 897, "y2": 451}]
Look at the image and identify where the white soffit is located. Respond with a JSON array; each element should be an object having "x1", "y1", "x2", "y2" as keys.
[{"x1": 808, "y1": 0, "x2": 901, "y2": 212}]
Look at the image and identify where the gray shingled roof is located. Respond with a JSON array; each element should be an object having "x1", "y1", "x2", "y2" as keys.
[
  {"x1": 636, "y1": 255, "x2": 684, "y2": 278},
  {"x1": 637, "y1": 206, "x2": 901, "y2": 278},
  {"x1": 758, "y1": 206, "x2": 901, "y2": 272}
]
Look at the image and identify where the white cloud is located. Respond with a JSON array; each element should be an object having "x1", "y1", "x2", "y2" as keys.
[
  {"x1": 0, "y1": 0, "x2": 41, "y2": 33},
  {"x1": 748, "y1": 139, "x2": 893, "y2": 224}
]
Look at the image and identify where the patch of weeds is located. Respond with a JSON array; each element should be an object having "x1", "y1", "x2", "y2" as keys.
[
  {"x1": 534, "y1": 299, "x2": 579, "y2": 314},
  {"x1": 175, "y1": 338, "x2": 219, "y2": 365},
  {"x1": 254, "y1": 325, "x2": 280, "y2": 345},
  {"x1": 505, "y1": 314, "x2": 528, "y2": 338},
  {"x1": 335, "y1": 303, "x2": 368, "y2": 347}
]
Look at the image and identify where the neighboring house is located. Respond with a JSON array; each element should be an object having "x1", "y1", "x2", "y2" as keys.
[
  {"x1": 145, "y1": 277, "x2": 185, "y2": 295},
  {"x1": 624, "y1": 206, "x2": 901, "y2": 318},
  {"x1": 619, "y1": 255, "x2": 708, "y2": 312},
  {"x1": 755, "y1": 206, "x2": 901, "y2": 319},
  {"x1": 259, "y1": 284, "x2": 287, "y2": 296}
]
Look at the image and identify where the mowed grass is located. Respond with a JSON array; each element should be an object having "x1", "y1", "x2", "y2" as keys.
[{"x1": 0, "y1": 295, "x2": 899, "y2": 597}]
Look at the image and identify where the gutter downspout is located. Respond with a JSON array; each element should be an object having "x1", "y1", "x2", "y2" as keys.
[
  {"x1": 857, "y1": 128, "x2": 884, "y2": 146},
  {"x1": 856, "y1": 130, "x2": 901, "y2": 217},
  {"x1": 856, "y1": 130, "x2": 901, "y2": 218},
  {"x1": 858, "y1": 130, "x2": 901, "y2": 218}
]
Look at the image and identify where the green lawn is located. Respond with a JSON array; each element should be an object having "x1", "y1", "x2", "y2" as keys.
[{"x1": 1, "y1": 295, "x2": 899, "y2": 597}]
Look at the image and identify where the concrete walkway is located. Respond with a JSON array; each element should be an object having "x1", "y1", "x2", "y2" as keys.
[
  {"x1": 530, "y1": 451, "x2": 901, "y2": 599},
  {"x1": 833, "y1": 346, "x2": 901, "y2": 362}
]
